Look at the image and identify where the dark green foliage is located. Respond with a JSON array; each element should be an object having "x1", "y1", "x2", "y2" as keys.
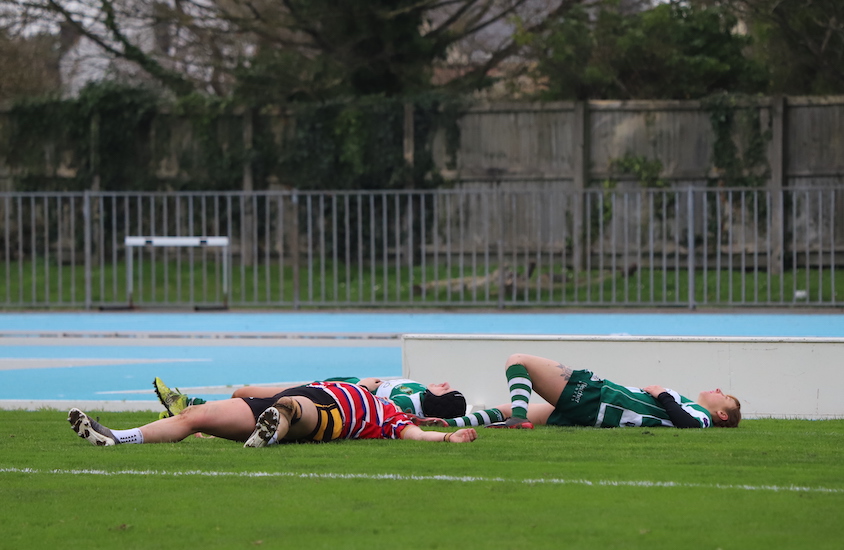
[
  {"x1": 740, "y1": 0, "x2": 844, "y2": 95},
  {"x1": 520, "y1": 0, "x2": 770, "y2": 100},
  {"x1": 701, "y1": 92, "x2": 771, "y2": 187},
  {"x1": 6, "y1": 82, "x2": 160, "y2": 191}
]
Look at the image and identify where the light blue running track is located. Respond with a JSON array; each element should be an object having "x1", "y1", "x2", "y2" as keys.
[
  {"x1": 0, "y1": 311, "x2": 841, "y2": 337},
  {"x1": 0, "y1": 311, "x2": 840, "y2": 408}
]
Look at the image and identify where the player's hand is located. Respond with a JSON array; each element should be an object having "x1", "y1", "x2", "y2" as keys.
[
  {"x1": 448, "y1": 428, "x2": 478, "y2": 443},
  {"x1": 643, "y1": 385, "x2": 667, "y2": 397},
  {"x1": 407, "y1": 414, "x2": 448, "y2": 427},
  {"x1": 358, "y1": 378, "x2": 383, "y2": 392}
]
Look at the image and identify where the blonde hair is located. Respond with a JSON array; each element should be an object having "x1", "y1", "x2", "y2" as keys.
[{"x1": 713, "y1": 394, "x2": 741, "y2": 428}]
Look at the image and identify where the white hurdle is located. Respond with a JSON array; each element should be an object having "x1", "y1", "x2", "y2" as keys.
[
  {"x1": 402, "y1": 334, "x2": 844, "y2": 419},
  {"x1": 124, "y1": 236, "x2": 230, "y2": 308}
]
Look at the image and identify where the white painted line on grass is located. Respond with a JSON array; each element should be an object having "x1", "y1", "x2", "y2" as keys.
[{"x1": 1, "y1": 467, "x2": 840, "y2": 494}]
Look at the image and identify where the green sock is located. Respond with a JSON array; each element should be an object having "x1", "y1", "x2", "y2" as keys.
[
  {"x1": 187, "y1": 397, "x2": 207, "y2": 406},
  {"x1": 446, "y1": 408, "x2": 505, "y2": 427},
  {"x1": 506, "y1": 364, "x2": 532, "y2": 419}
]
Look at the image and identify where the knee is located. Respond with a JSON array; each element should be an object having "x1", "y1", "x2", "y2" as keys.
[
  {"x1": 173, "y1": 404, "x2": 206, "y2": 428},
  {"x1": 231, "y1": 387, "x2": 248, "y2": 399},
  {"x1": 505, "y1": 353, "x2": 529, "y2": 368}
]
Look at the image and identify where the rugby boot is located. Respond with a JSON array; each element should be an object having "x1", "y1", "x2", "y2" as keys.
[
  {"x1": 486, "y1": 417, "x2": 534, "y2": 429},
  {"x1": 68, "y1": 408, "x2": 117, "y2": 446}
]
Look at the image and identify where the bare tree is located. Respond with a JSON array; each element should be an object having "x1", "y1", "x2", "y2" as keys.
[{"x1": 0, "y1": 0, "x2": 589, "y2": 99}]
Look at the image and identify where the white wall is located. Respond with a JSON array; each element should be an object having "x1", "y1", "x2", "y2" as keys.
[{"x1": 402, "y1": 334, "x2": 844, "y2": 419}]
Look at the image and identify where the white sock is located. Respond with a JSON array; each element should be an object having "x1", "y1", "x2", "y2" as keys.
[{"x1": 111, "y1": 428, "x2": 144, "y2": 444}]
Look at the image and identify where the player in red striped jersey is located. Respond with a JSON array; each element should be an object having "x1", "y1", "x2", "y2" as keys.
[{"x1": 68, "y1": 381, "x2": 478, "y2": 447}]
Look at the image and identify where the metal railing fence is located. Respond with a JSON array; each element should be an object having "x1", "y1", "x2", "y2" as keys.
[{"x1": 0, "y1": 187, "x2": 840, "y2": 309}]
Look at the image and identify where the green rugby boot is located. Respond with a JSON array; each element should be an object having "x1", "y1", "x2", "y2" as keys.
[{"x1": 153, "y1": 377, "x2": 189, "y2": 417}]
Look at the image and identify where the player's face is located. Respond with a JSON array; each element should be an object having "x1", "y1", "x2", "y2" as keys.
[
  {"x1": 426, "y1": 382, "x2": 452, "y2": 396},
  {"x1": 697, "y1": 388, "x2": 735, "y2": 411}
]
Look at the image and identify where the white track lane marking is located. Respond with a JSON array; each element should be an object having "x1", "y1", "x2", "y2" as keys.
[{"x1": 1, "y1": 467, "x2": 840, "y2": 494}]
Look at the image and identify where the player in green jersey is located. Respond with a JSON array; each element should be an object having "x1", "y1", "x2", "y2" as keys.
[{"x1": 484, "y1": 353, "x2": 741, "y2": 429}]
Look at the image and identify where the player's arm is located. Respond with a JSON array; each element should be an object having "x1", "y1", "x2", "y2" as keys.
[
  {"x1": 643, "y1": 385, "x2": 702, "y2": 429},
  {"x1": 399, "y1": 425, "x2": 478, "y2": 443}
]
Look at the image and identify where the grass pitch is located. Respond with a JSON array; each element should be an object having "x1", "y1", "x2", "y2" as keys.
[{"x1": 2, "y1": 410, "x2": 842, "y2": 549}]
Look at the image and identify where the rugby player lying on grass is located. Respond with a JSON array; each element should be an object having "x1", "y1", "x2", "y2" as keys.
[
  {"x1": 153, "y1": 376, "x2": 467, "y2": 422},
  {"x1": 68, "y1": 381, "x2": 478, "y2": 447},
  {"x1": 419, "y1": 353, "x2": 741, "y2": 430}
]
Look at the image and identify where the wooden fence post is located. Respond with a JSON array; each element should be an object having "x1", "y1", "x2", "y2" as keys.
[{"x1": 572, "y1": 101, "x2": 589, "y2": 273}]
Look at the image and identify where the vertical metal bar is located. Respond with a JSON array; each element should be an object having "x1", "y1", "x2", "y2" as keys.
[
  {"x1": 71, "y1": 196, "x2": 77, "y2": 304},
  {"x1": 83, "y1": 192, "x2": 92, "y2": 309},
  {"x1": 740, "y1": 191, "x2": 747, "y2": 303},
  {"x1": 715, "y1": 192, "x2": 721, "y2": 302},
  {"x1": 766, "y1": 192, "x2": 772, "y2": 304},
  {"x1": 290, "y1": 192, "x2": 300, "y2": 309},
  {"x1": 188, "y1": 195, "x2": 195, "y2": 305},
  {"x1": 804, "y1": 190, "x2": 810, "y2": 298},
  {"x1": 791, "y1": 192, "x2": 798, "y2": 302},
  {"x1": 263, "y1": 195, "x2": 270, "y2": 304},
  {"x1": 484, "y1": 191, "x2": 492, "y2": 302},
  {"x1": 830, "y1": 189, "x2": 836, "y2": 305},
  {"x1": 343, "y1": 194, "x2": 351, "y2": 303},
  {"x1": 817, "y1": 190, "x2": 824, "y2": 303},
  {"x1": 609, "y1": 193, "x2": 617, "y2": 304},
  {"x1": 368, "y1": 194, "x2": 375, "y2": 304},
  {"x1": 163, "y1": 196, "x2": 169, "y2": 304},
  {"x1": 648, "y1": 192, "x2": 654, "y2": 305},
  {"x1": 215, "y1": 195, "x2": 221, "y2": 303},
  {"x1": 687, "y1": 188, "x2": 695, "y2": 309},
  {"x1": 584, "y1": 192, "x2": 592, "y2": 304},
  {"x1": 44, "y1": 196, "x2": 50, "y2": 305},
  {"x1": 408, "y1": 194, "x2": 415, "y2": 305},
  {"x1": 30, "y1": 196, "x2": 36, "y2": 303},
  {"x1": 127, "y1": 238, "x2": 133, "y2": 307},
  {"x1": 306, "y1": 194, "x2": 314, "y2": 303},
  {"x1": 673, "y1": 191, "x2": 682, "y2": 305},
  {"x1": 534, "y1": 190, "x2": 542, "y2": 303},
  {"x1": 701, "y1": 191, "x2": 709, "y2": 305},
  {"x1": 123, "y1": 195, "x2": 130, "y2": 305},
  {"x1": 598, "y1": 192, "x2": 605, "y2": 303},
  {"x1": 459, "y1": 192, "x2": 465, "y2": 303},
  {"x1": 278, "y1": 195, "x2": 285, "y2": 304},
  {"x1": 635, "y1": 191, "x2": 642, "y2": 304},
  {"x1": 445, "y1": 193, "x2": 452, "y2": 302},
  {"x1": 391, "y1": 193, "x2": 398, "y2": 303},
  {"x1": 97, "y1": 195, "x2": 105, "y2": 305},
  {"x1": 362, "y1": 195, "x2": 370, "y2": 303},
  {"x1": 433, "y1": 192, "x2": 439, "y2": 304},
  {"x1": 727, "y1": 191, "x2": 733, "y2": 304},
  {"x1": 753, "y1": 191, "x2": 760, "y2": 304},
  {"x1": 2, "y1": 196, "x2": 8, "y2": 305},
  {"x1": 252, "y1": 194, "x2": 259, "y2": 304},
  {"x1": 331, "y1": 194, "x2": 338, "y2": 303},
  {"x1": 201, "y1": 195, "x2": 208, "y2": 303},
  {"x1": 152, "y1": 195, "x2": 158, "y2": 302},
  {"x1": 110, "y1": 196, "x2": 117, "y2": 302},
  {"x1": 661, "y1": 191, "x2": 668, "y2": 304},
  {"x1": 420, "y1": 193, "x2": 428, "y2": 302}
]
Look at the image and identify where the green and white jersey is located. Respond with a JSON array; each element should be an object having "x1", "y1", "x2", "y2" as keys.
[
  {"x1": 375, "y1": 378, "x2": 426, "y2": 415},
  {"x1": 598, "y1": 381, "x2": 712, "y2": 428}
]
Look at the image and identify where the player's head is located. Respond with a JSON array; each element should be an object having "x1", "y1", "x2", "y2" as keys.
[
  {"x1": 422, "y1": 382, "x2": 466, "y2": 418},
  {"x1": 698, "y1": 389, "x2": 741, "y2": 428}
]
